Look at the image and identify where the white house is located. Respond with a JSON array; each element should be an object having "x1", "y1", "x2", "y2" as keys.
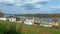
[
  {"x1": 18, "y1": 18, "x2": 25, "y2": 23},
  {"x1": 6, "y1": 16, "x2": 16, "y2": 22},
  {"x1": 24, "y1": 18, "x2": 34, "y2": 25}
]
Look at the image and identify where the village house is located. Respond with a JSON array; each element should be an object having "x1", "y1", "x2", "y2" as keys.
[
  {"x1": 18, "y1": 18, "x2": 25, "y2": 23},
  {"x1": 24, "y1": 18, "x2": 34, "y2": 25},
  {"x1": 51, "y1": 18, "x2": 59, "y2": 27},
  {"x1": 6, "y1": 16, "x2": 16, "y2": 22}
]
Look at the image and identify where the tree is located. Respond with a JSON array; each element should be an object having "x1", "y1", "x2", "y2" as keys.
[{"x1": 0, "y1": 11, "x2": 4, "y2": 17}]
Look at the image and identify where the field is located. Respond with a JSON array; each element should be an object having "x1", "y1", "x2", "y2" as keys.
[{"x1": 0, "y1": 20, "x2": 60, "y2": 34}]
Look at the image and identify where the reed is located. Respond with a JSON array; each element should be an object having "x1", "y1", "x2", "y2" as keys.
[{"x1": 0, "y1": 21, "x2": 22, "y2": 34}]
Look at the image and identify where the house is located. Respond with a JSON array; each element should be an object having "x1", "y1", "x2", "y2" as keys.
[
  {"x1": 20, "y1": 18, "x2": 25, "y2": 21},
  {"x1": 6, "y1": 16, "x2": 16, "y2": 22},
  {"x1": 18, "y1": 18, "x2": 25, "y2": 23},
  {"x1": 24, "y1": 18, "x2": 34, "y2": 25},
  {"x1": 51, "y1": 18, "x2": 59, "y2": 26}
]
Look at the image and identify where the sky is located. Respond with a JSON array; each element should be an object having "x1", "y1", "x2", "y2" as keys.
[{"x1": 0, "y1": 0, "x2": 60, "y2": 14}]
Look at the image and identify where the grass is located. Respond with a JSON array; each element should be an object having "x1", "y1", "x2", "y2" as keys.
[
  {"x1": 0, "y1": 20, "x2": 21, "y2": 34},
  {"x1": 0, "y1": 20, "x2": 60, "y2": 34}
]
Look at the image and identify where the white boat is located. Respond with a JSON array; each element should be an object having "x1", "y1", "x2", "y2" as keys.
[{"x1": 40, "y1": 22, "x2": 53, "y2": 27}]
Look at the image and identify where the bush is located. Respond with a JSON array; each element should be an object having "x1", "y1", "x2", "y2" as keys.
[{"x1": 0, "y1": 21, "x2": 22, "y2": 34}]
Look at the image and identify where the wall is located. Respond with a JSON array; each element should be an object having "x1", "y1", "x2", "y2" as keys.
[
  {"x1": 0, "y1": 17, "x2": 16, "y2": 22},
  {"x1": 8, "y1": 18, "x2": 16, "y2": 22},
  {"x1": 0, "y1": 17, "x2": 6, "y2": 21}
]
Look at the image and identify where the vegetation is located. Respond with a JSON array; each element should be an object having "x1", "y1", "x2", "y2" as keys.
[
  {"x1": 0, "y1": 11, "x2": 4, "y2": 17},
  {"x1": 14, "y1": 14, "x2": 60, "y2": 18},
  {"x1": 0, "y1": 21, "x2": 21, "y2": 34},
  {"x1": 0, "y1": 20, "x2": 60, "y2": 34}
]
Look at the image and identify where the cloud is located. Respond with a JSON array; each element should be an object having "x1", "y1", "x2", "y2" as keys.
[
  {"x1": 26, "y1": 0, "x2": 50, "y2": 3},
  {"x1": 52, "y1": 6, "x2": 60, "y2": 9},
  {"x1": 5, "y1": 3, "x2": 14, "y2": 6},
  {"x1": 50, "y1": 5, "x2": 60, "y2": 10},
  {"x1": 0, "y1": 0, "x2": 50, "y2": 6},
  {"x1": 0, "y1": 0, "x2": 51, "y2": 6},
  {"x1": 36, "y1": 1, "x2": 48, "y2": 5},
  {"x1": 21, "y1": 4, "x2": 36, "y2": 10},
  {"x1": 0, "y1": 0, "x2": 50, "y2": 10},
  {"x1": 14, "y1": 0, "x2": 50, "y2": 6},
  {"x1": 0, "y1": 0, "x2": 14, "y2": 3},
  {"x1": 47, "y1": 5, "x2": 60, "y2": 13},
  {"x1": 34, "y1": 4, "x2": 42, "y2": 9}
]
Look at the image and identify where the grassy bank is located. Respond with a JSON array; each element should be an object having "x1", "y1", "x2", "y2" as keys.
[{"x1": 0, "y1": 20, "x2": 60, "y2": 34}]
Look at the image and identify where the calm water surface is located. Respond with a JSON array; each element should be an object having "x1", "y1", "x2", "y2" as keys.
[{"x1": 4, "y1": 15, "x2": 60, "y2": 23}]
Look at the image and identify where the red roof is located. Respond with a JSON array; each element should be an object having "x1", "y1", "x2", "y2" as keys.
[
  {"x1": 20, "y1": 18, "x2": 25, "y2": 21},
  {"x1": 27, "y1": 18, "x2": 32, "y2": 20}
]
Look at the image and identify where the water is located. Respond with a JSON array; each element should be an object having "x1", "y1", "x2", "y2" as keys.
[
  {"x1": 4, "y1": 15, "x2": 60, "y2": 23},
  {"x1": 18, "y1": 16, "x2": 60, "y2": 23}
]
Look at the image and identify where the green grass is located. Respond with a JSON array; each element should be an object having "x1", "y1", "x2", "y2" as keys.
[{"x1": 0, "y1": 20, "x2": 60, "y2": 34}]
